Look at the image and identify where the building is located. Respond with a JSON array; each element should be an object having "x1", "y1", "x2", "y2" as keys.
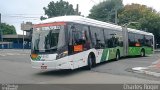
[
  {"x1": 0, "y1": 22, "x2": 33, "y2": 49},
  {"x1": 0, "y1": 34, "x2": 31, "y2": 49}
]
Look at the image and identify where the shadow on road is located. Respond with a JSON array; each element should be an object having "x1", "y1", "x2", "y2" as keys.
[
  {"x1": 34, "y1": 54, "x2": 158, "y2": 77},
  {"x1": 35, "y1": 68, "x2": 88, "y2": 77},
  {"x1": 95, "y1": 55, "x2": 144, "y2": 67}
]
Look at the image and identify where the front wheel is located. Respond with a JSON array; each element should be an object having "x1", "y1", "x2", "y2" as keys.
[{"x1": 86, "y1": 55, "x2": 92, "y2": 70}]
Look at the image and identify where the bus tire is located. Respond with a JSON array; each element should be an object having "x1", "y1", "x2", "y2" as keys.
[
  {"x1": 115, "y1": 50, "x2": 120, "y2": 61},
  {"x1": 140, "y1": 49, "x2": 145, "y2": 57},
  {"x1": 86, "y1": 53, "x2": 95, "y2": 70}
]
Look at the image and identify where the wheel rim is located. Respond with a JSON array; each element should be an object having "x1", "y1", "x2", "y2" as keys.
[
  {"x1": 141, "y1": 51, "x2": 144, "y2": 56},
  {"x1": 116, "y1": 53, "x2": 119, "y2": 60},
  {"x1": 88, "y1": 56, "x2": 92, "y2": 68}
]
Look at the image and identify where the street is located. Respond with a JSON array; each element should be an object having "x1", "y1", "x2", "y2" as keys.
[{"x1": 0, "y1": 49, "x2": 160, "y2": 84}]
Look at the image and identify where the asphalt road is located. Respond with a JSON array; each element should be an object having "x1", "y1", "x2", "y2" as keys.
[{"x1": 0, "y1": 49, "x2": 160, "y2": 84}]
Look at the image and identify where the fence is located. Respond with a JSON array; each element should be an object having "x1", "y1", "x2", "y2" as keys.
[{"x1": 0, "y1": 42, "x2": 31, "y2": 49}]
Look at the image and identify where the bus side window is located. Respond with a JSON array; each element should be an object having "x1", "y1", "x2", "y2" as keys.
[
  {"x1": 69, "y1": 25, "x2": 74, "y2": 45},
  {"x1": 82, "y1": 28, "x2": 91, "y2": 50},
  {"x1": 128, "y1": 32, "x2": 135, "y2": 46},
  {"x1": 69, "y1": 25, "x2": 84, "y2": 45},
  {"x1": 90, "y1": 27, "x2": 105, "y2": 49},
  {"x1": 145, "y1": 35, "x2": 153, "y2": 47},
  {"x1": 69, "y1": 24, "x2": 90, "y2": 53},
  {"x1": 108, "y1": 32, "x2": 116, "y2": 48}
]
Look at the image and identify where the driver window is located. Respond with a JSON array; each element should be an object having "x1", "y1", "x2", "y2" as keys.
[{"x1": 71, "y1": 25, "x2": 86, "y2": 45}]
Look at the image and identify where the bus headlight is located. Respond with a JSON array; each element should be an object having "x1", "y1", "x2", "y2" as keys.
[
  {"x1": 56, "y1": 51, "x2": 68, "y2": 60},
  {"x1": 31, "y1": 54, "x2": 38, "y2": 59}
]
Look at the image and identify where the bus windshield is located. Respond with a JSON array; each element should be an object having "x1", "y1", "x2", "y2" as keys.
[{"x1": 32, "y1": 25, "x2": 66, "y2": 53}]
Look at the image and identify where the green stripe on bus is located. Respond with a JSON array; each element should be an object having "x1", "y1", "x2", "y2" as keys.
[
  {"x1": 100, "y1": 48, "x2": 116, "y2": 62},
  {"x1": 100, "y1": 49, "x2": 109, "y2": 62}
]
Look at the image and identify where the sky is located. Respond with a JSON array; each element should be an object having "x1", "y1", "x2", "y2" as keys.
[{"x1": 0, "y1": 0, "x2": 160, "y2": 35}]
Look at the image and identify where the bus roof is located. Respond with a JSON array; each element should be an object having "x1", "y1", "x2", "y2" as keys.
[
  {"x1": 38, "y1": 15, "x2": 153, "y2": 36},
  {"x1": 128, "y1": 28, "x2": 153, "y2": 36}
]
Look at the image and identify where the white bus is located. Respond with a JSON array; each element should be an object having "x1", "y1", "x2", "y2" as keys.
[{"x1": 31, "y1": 16, "x2": 154, "y2": 70}]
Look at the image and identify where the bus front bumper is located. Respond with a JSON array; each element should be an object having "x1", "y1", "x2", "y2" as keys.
[{"x1": 31, "y1": 60, "x2": 73, "y2": 70}]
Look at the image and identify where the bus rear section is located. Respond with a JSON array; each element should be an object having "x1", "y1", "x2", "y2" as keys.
[{"x1": 127, "y1": 30, "x2": 154, "y2": 57}]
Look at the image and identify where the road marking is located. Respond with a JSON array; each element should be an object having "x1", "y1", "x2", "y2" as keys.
[
  {"x1": 132, "y1": 67, "x2": 160, "y2": 77},
  {"x1": 0, "y1": 54, "x2": 6, "y2": 56},
  {"x1": 132, "y1": 67, "x2": 148, "y2": 71},
  {"x1": 152, "y1": 59, "x2": 160, "y2": 68},
  {"x1": 132, "y1": 59, "x2": 160, "y2": 77}
]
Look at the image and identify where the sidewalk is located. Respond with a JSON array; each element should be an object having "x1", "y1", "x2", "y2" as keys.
[{"x1": 0, "y1": 49, "x2": 31, "y2": 54}]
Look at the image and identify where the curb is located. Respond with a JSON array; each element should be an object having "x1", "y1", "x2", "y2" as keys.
[{"x1": 154, "y1": 50, "x2": 160, "y2": 52}]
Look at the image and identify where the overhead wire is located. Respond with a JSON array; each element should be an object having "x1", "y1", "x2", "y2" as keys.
[{"x1": 3, "y1": 15, "x2": 40, "y2": 19}]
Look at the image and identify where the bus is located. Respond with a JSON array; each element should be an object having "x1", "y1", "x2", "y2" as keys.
[{"x1": 31, "y1": 16, "x2": 154, "y2": 70}]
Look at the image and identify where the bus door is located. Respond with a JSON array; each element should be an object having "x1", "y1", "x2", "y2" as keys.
[
  {"x1": 68, "y1": 24, "x2": 91, "y2": 68},
  {"x1": 69, "y1": 25, "x2": 90, "y2": 53}
]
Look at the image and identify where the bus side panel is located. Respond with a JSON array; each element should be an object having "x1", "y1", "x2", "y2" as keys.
[
  {"x1": 128, "y1": 47, "x2": 141, "y2": 56},
  {"x1": 69, "y1": 51, "x2": 87, "y2": 69},
  {"x1": 128, "y1": 46, "x2": 153, "y2": 56},
  {"x1": 100, "y1": 47, "x2": 124, "y2": 62},
  {"x1": 144, "y1": 46, "x2": 153, "y2": 55},
  {"x1": 118, "y1": 46, "x2": 124, "y2": 57},
  {"x1": 69, "y1": 49, "x2": 97, "y2": 69}
]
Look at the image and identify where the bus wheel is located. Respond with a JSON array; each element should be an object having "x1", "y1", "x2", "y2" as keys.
[
  {"x1": 141, "y1": 49, "x2": 145, "y2": 57},
  {"x1": 86, "y1": 53, "x2": 95, "y2": 70},
  {"x1": 87, "y1": 55, "x2": 92, "y2": 70},
  {"x1": 115, "y1": 50, "x2": 120, "y2": 61}
]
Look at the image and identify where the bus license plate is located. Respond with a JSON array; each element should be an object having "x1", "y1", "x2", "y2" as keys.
[{"x1": 41, "y1": 66, "x2": 47, "y2": 69}]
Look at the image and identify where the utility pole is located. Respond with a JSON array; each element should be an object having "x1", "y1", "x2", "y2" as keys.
[
  {"x1": 115, "y1": 9, "x2": 118, "y2": 24},
  {"x1": 22, "y1": 21, "x2": 24, "y2": 51},
  {"x1": 0, "y1": 13, "x2": 3, "y2": 50},
  {"x1": 76, "y1": 4, "x2": 79, "y2": 15}
]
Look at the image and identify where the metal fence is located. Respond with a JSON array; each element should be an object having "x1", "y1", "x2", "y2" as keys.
[{"x1": 0, "y1": 42, "x2": 31, "y2": 49}]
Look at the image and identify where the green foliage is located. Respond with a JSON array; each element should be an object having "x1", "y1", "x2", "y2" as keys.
[
  {"x1": 89, "y1": 1, "x2": 160, "y2": 46},
  {"x1": 140, "y1": 14, "x2": 160, "y2": 44},
  {"x1": 40, "y1": 16, "x2": 47, "y2": 20},
  {"x1": 118, "y1": 3, "x2": 160, "y2": 45},
  {"x1": 118, "y1": 4, "x2": 155, "y2": 25},
  {"x1": 0, "y1": 23, "x2": 17, "y2": 35},
  {"x1": 88, "y1": 0, "x2": 123, "y2": 23},
  {"x1": 43, "y1": 0, "x2": 81, "y2": 18}
]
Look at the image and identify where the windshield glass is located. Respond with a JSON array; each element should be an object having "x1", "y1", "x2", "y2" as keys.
[{"x1": 32, "y1": 25, "x2": 66, "y2": 53}]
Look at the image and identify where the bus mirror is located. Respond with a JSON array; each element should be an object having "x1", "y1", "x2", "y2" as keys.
[{"x1": 74, "y1": 45, "x2": 83, "y2": 52}]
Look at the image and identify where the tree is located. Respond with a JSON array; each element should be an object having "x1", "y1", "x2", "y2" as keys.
[
  {"x1": 118, "y1": 4, "x2": 155, "y2": 26},
  {"x1": 0, "y1": 23, "x2": 17, "y2": 35},
  {"x1": 118, "y1": 3, "x2": 160, "y2": 47},
  {"x1": 42, "y1": 0, "x2": 81, "y2": 18},
  {"x1": 140, "y1": 13, "x2": 160, "y2": 47},
  {"x1": 88, "y1": 0, "x2": 123, "y2": 23},
  {"x1": 40, "y1": 16, "x2": 47, "y2": 21}
]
